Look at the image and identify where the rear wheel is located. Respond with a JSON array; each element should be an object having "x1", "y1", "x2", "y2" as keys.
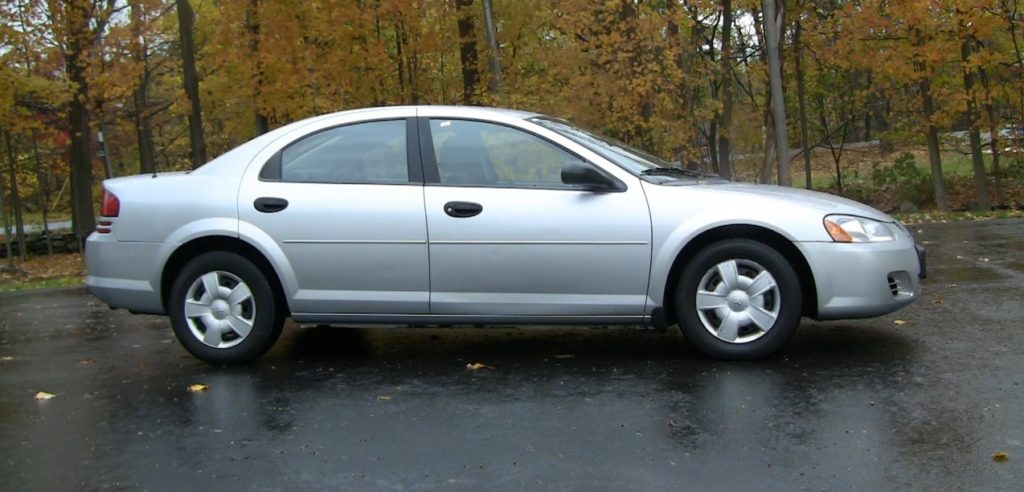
[
  {"x1": 169, "y1": 252, "x2": 283, "y2": 364},
  {"x1": 675, "y1": 239, "x2": 802, "y2": 360}
]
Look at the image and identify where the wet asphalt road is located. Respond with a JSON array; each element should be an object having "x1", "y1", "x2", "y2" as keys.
[{"x1": 1, "y1": 220, "x2": 1022, "y2": 491}]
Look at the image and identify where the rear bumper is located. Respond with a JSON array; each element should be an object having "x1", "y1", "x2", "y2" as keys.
[
  {"x1": 84, "y1": 233, "x2": 168, "y2": 314},
  {"x1": 799, "y1": 238, "x2": 922, "y2": 320}
]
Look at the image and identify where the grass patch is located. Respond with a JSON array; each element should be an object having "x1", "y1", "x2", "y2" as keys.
[
  {"x1": 0, "y1": 275, "x2": 83, "y2": 293},
  {"x1": 894, "y1": 208, "x2": 1024, "y2": 224},
  {"x1": 18, "y1": 211, "x2": 71, "y2": 227},
  {"x1": 0, "y1": 253, "x2": 85, "y2": 293}
]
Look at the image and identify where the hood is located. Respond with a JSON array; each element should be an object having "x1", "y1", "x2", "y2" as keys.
[{"x1": 682, "y1": 181, "x2": 894, "y2": 222}]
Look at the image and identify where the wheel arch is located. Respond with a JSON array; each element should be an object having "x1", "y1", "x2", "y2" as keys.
[
  {"x1": 161, "y1": 235, "x2": 290, "y2": 316},
  {"x1": 662, "y1": 224, "x2": 818, "y2": 325}
]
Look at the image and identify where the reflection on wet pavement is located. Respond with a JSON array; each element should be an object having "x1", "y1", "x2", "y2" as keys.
[{"x1": 1, "y1": 219, "x2": 1022, "y2": 490}]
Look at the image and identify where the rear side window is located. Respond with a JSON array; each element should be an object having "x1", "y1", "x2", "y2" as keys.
[{"x1": 278, "y1": 120, "x2": 408, "y2": 184}]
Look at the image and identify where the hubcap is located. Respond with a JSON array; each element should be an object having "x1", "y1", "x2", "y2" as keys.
[
  {"x1": 183, "y1": 271, "x2": 256, "y2": 349},
  {"x1": 695, "y1": 259, "x2": 781, "y2": 344}
]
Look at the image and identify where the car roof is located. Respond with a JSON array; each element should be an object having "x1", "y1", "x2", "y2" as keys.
[
  {"x1": 193, "y1": 105, "x2": 546, "y2": 176},
  {"x1": 337, "y1": 105, "x2": 542, "y2": 120}
]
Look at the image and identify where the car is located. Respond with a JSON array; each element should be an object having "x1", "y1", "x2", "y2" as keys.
[{"x1": 85, "y1": 106, "x2": 925, "y2": 364}]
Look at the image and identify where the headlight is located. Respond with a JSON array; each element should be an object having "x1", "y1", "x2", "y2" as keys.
[{"x1": 823, "y1": 215, "x2": 895, "y2": 242}]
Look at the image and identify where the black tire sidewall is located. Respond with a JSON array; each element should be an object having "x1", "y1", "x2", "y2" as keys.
[
  {"x1": 168, "y1": 251, "x2": 282, "y2": 364},
  {"x1": 676, "y1": 239, "x2": 802, "y2": 360}
]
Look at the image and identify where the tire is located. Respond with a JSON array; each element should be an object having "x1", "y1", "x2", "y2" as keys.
[
  {"x1": 168, "y1": 251, "x2": 284, "y2": 364},
  {"x1": 675, "y1": 239, "x2": 802, "y2": 360}
]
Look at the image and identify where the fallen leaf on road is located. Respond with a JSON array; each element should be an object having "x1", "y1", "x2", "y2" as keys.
[
  {"x1": 34, "y1": 391, "x2": 56, "y2": 400},
  {"x1": 893, "y1": 320, "x2": 907, "y2": 326},
  {"x1": 931, "y1": 297, "x2": 944, "y2": 304},
  {"x1": 466, "y1": 362, "x2": 493, "y2": 370},
  {"x1": 993, "y1": 451, "x2": 1009, "y2": 462},
  {"x1": 552, "y1": 354, "x2": 575, "y2": 359},
  {"x1": 377, "y1": 395, "x2": 392, "y2": 401},
  {"x1": 188, "y1": 384, "x2": 209, "y2": 392},
  {"x1": 79, "y1": 358, "x2": 96, "y2": 365}
]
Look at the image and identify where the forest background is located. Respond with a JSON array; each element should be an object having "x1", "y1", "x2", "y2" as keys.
[{"x1": 2, "y1": 0, "x2": 1024, "y2": 278}]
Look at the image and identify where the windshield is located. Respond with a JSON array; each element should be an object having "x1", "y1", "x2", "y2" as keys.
[{"x1": 530, "y1": 117, "x2": 672, "y2": 174}]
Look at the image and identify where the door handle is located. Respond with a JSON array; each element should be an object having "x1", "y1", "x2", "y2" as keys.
[
  {"x1": 443, "y1": 201, "x2": 483, "y2": 218},
  {"x1": 254, "y1": 197, "x2": 289, "y2": 213}
]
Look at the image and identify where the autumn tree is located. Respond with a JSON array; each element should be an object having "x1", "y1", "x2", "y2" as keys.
[
  {"x1": 3, "y1": 0, "x2": 1024, "y2": 253},
  {"x1": 176, "y1": 0, "x2": 206, "y2": 166},
  {"x1": 44, "y1": 0, "x2": 120, "y2": 242}
]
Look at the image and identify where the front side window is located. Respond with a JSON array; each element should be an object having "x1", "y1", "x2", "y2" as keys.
[
  {"x1": 280, "y1": 120, "x2": 408, "y2": 184},
  {"x1": 429, "y1": 119, "x2": 587, "y2": 188}
]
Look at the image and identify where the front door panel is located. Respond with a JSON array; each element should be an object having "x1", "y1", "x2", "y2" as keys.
[{"x1": 425, "y1": 186, "x2": 650, "y2": 315}]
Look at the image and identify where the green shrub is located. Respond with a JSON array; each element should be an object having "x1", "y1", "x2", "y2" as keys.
[{"x1": 872, "y1": 153, "x2": 933, "y2": 206}]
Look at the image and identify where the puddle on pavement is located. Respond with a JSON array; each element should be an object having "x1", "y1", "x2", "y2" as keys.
[{"x1": 930, "y1": 265, "x2": 1007, "y2": 283}]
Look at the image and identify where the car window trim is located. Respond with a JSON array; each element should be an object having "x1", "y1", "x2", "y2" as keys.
[
  {"x1": 417, "y1": 117, "x2": 440, "y2": 183},
  {"x1": 257, "y1": 117, "x2": 423, "y2": 185},
  {"x1": 415, "y1": 116, "x2": 625, "y2": 192}
]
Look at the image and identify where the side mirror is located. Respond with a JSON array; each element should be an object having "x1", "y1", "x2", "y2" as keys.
[{"x1": 560, "y1": 162, "x2": 626, "y2": 192}]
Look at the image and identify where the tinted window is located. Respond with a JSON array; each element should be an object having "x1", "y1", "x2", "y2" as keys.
[
  {"x1": 429, "y1": 119, "x2": 586, "y2": 187},
  {"x1": 530, "y1": 117, "x2": 669, "y2": 174},
  {"x1": 281, "y1": 120, "x2": 408, "y2": 184}
]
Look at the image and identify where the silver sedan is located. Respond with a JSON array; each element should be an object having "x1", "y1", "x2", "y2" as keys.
[{"x1": 85, "y1": 106, "x2": 924, "y2": 364}]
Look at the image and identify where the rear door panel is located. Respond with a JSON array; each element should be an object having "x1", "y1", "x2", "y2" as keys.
[{"x1": 238, "y1": 113, "x2": 429, "y2": 315}]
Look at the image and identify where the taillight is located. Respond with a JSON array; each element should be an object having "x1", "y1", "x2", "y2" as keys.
[
  {"x1": 101, "y1": 190, "x2": 120, "y2": 217},
  {"x1": 97, "y1": 190, "x2": 119, "y2": 234}
]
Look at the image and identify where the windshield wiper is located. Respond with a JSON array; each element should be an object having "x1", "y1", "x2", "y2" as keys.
[{"x1": 641, "y1": 167, "x2": 717, "y2": 179}]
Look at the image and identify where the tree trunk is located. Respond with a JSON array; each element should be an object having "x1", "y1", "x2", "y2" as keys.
[
  {"x1": 65, "y1": 6, "x2": 97, "y2": 244},
  {"x1": 133, "y1": 80, "x2": 157, "y2": 174},
  {"x1": 762, "y1": 0, "x2": 791, "y2": 186},
  {"x1": 482, "y1": 0, "x2": 502, "y2": 94},
  {"x1": 914, "y1": 28, "x2": 949, "y2": 211},
  {"x1": 4, "y1": 131, "x2": 26, "y2": 260},
  {"x1": 395, "y1": 22, "x2": 406, "y2": 100},
  {"x1": 960, "y1": 38, "x2": 990, "y2": 211},
  {"x1": 716, "y1": 0, "x2": 734, "y2": 180},
  {"x1": 455, "y1": 0, "x2": 479, "y2": 105},
  {"x1": 407, "y1": 25, "x2": 419, "y2": 104},
  {"x1": 707, "y1": 120, "x2": 719, "y2": 172},
  {"x1": 795, "y1": 16, "x2": 812, "y2": 189},
  {"x1": 761, "y1": 120, "x2": 776, "y2": 184},
  {"x1": 177, "y1": 0, "x2": 207, "y2": 166},
  {"x1": 978, "y1": 65, "x2": 1006, "y2": 206},
  {"x1": 0, "y1": 135, "x2": 12, "y2": 269},
  {"x1": 815, "y1": 95, "x2": 846, "y2": 194},
  {"x1": 30, "y1": 134, "x2": 52, "y2": 255},
  {"x1": 246, "y1": 0, "x2": 269, "y2": 135},
  {"x1": 921, "y1": 77, "x2": 950, "y2": 211},
  {"x1": 131, "y1": 0, "x2": 156, "y2": 174},
  {"x1": 98, "y1": 119, "x2": 115, "y2": 179}
]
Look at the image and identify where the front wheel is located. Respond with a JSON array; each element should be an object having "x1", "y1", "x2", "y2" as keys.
[
  {"x1": 168, "y1": 252, "x2": 284, "y2": 364},
  {"x1": 675, "y1": 239, "x2": 802, "y2": 360}
]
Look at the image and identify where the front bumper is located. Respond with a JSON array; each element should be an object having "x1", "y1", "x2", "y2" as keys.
[
  {"x1": 799, "y1": 238, "x2": 923, "y2": 320},
  {"x1": 84, "y1": 233, "x2": 168, "y2": 314}
]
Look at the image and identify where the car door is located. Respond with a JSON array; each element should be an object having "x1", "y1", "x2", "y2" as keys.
[
  {"x1": 419, "y1": 113, "x2": 652, "y2": 318},
  {"x1": 238, "y1": 114, "x2": 429, "y2": 316}
]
